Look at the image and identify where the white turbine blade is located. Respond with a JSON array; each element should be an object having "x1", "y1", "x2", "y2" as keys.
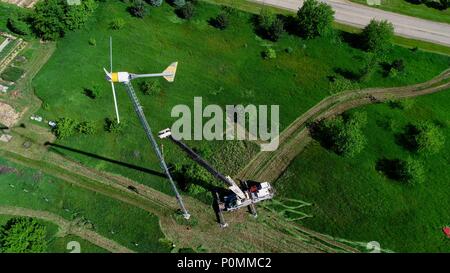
[
  {"x1": 111, "y1": 82, "x2": 120, "y2": 124},
  {"x1": 103, "y1": 67, "x2": 111, "y2": 80},
  {"x1": 129, "y1": 62, "x2": 178, "y2": 82},
  {"x1": 109, "y1": 36, "x2": 113, "y2": 73}
]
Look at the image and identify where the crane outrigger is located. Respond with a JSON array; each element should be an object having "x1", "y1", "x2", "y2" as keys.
[{"x1": 158, "y1": 128, "x2": 274, "y2": 227}]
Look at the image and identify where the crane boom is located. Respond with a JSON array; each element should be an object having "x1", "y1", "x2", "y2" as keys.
[
  {"x1": 124, "y1": 82, "x2": 190, "y2": 219},
  {"x1": 158, "y1": 129, "x2": 246, "y2": 199}
]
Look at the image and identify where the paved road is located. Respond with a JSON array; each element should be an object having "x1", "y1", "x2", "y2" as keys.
[{"x1": 251, "y1": 0, "x2": 450, "y2": 47}]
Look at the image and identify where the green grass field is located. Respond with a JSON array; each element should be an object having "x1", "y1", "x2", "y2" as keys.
[
  {"x1": 350, "y1": 0, "x2": 450, "y2": 24},
  {"x1": 32, "y1": 0, "x2": 450, "y2": 196},
  {"x1": 275, "y1": 90, "x2": 450, "y2": 252},
  {"x1": 0, "y1": 215, "x2": 108, "y2": 253},
  {"x1": 0, "y1": 157, "x2": 171, "y2": 253},
  {"x1": 0, "y1": 2, "x2": 24, "y2": 34}
]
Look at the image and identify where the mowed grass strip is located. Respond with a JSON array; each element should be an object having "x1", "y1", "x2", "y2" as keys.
[{"x1": 0, "y1": 157, "x2": 171, "y2": 253}]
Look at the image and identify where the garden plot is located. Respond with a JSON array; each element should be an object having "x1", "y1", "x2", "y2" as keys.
[
  {"x1": 0, "y1": 33, "x2": 26, "y2": 75},
  {"x1": 0, "y1": 101, "x2": 20, "y2": 127},
  {"x1": 1, "y1": 0, "x2": 39, "y2": 8}
]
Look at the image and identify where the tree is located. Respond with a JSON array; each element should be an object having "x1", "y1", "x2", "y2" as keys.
[
  {"x1": 361, "y1": 19, "x2": 394, "y2": 53},
  {"x1": 0, "y1": 217, "x2": 47, "y2": 253},
  {"x1": 7, "y1": 13, "x2": 31, "y2": 36},
  {"x1": 31, "y1": 0, "x2": 66, "y2": 40},
  {"x1": 257, "y1": 8, "x2": 275, "y2": 31},
  {"x1": 31, "y1": 0, "x2": 97, "y2": 40},
  {"x1": 413, "y1": 121, "x2": 445, "y2": 155},
  {"x1": 440, "y1": 0, "x2": 449, "y2": 10},
  {"x1": 177, "y1": 2, "x2": 195, "y2": 20},
  {"x1": 398, "y1": 157, "x2": 425, "y2": 185},
  {"x1": 129, "y1": 0, "x2": 148, "y2": 18},
  {"x1": 311, "y1": 112, "x2": 367, "y2": 157},
  {"x1": 297, "y1": 0, "x2": 334, "y2": 39},
  {"x1": 53, "y1": 117, "x2": 77, "y2": 139}
]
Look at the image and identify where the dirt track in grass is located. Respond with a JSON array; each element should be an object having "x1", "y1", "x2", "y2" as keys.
[
  {"x1": 0, "y1": 206, "x2": 133, "y2": 253},
  {"x1": 237, "y1": 68, "x2": 450, "y2": 183}
]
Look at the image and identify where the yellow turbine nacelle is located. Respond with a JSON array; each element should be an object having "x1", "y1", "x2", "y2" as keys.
[{"x1": 110, "y1": 72, "x2": 130, "y2": 83}]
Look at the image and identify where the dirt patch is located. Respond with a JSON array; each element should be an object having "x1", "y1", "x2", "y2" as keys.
[
  {"x1": 0, "y1": 101, "x2": 20, "y2": 127},
  {"x1": 0, "y1": 165, "x2": 16, "y2": 174}
]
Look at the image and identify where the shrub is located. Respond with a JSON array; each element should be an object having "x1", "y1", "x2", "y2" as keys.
[
  {"x1": 76, "y1": 121, "x2": 96, "y2": 135},
  {"x1": 88, "y1": 37, "x2": 96, "y2": 46},
  {"x1": 257, "y1": 8, "x2": 275, "y2": 31},
  {"x1": 399, "y1": 157, "x2": 425, "y2": 185},
  {"x1": 297, "y1": 0, "x2": 334, "y2": 39},
  {"x1": 400, "y1": 121, "x2": 445, "y2": 155},
  {"x1": 262, "y1": 48, "x2": 276, "y2": 59},
  {"x1": 211, "y1": 12, "x2": 230, "y2": 30},
  {"x1": 7, "y1": 13, "x2": 30, "y2": 36},
  {"x1": 176, "y1": 2, "x2": 195, "y2": 20},
  {"x1": 147, "y1": 0, "x2": 163, "y2": 6},
  {"x1": 311, "y1": 112, "x2": 367, "y2": 157},
  {"x1": 31, "y1": 0, "x2": 97, "y2": 40},
  {"x1": 140, "y1": 80, "x2": 161, "y2": 95},
  {"x1": 329, "y1": 77, "x2": 360, "y2": 93},
  {"x1": 129, "y1": 0, "x2": 148, "y2": 18},
  {"x1": 391, "y1": 59, "x2": 405, "y2": 72},
  {"x1": 83, "y1": 85, "x2": 100, "y2": 99},
  {"x1": 104, "y1": 117, "x2": 125, "y2": 133},
  {"x1": 110, "y1": 18, "x2": 125, "y2": 30},
  {"x1": 53, "y1": 117, "x2": 77, "y2": 139},
  {"x1": 361, "y1": 19, "x2": 394, "y2": 53}
]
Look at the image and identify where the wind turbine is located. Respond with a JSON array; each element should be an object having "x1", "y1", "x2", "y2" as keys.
[{"x1": 104, "y1": 37, "x2": 190, "y2": 219}]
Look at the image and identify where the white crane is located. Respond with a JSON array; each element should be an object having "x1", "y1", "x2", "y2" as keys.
[{"x1": 158, "y1": 128, "x2": 274, "y2": 227}]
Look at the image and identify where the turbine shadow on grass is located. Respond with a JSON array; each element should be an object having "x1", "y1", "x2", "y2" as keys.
[{"x1": 44, "y1": 142, "x2": 166, "y2": 178}]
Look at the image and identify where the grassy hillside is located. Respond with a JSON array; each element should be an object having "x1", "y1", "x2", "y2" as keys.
[
  {"x1": 0, "y1": 157, "x2": 170, "y2": 252},
  {"x1": 32, "y1": 0, "x2": 450, "y2": 195},
  {"x1": 0, "y1": 215, "x2": 108, "y2": 253},
  {"x1": 275, "y1": 89, "x2": 450, "y2": 252}
]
